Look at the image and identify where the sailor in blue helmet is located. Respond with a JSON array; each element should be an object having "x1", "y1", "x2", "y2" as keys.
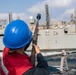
[{"x1": 1, "y1": 20, "x2": 50, "y2": 75}]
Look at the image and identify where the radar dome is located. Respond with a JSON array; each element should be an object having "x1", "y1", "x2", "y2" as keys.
[{"x1": 29, "y1": 16, "x2": 35, "y2": 24}]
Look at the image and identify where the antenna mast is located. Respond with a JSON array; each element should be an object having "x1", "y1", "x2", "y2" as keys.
[
  {"x1": 70, "y1": 13, "x2": 74, "y2": 23},
  {"x1": 45, "y1": 3, "x2": 50, "y2": 29},
  {"x1": 9, "y1": 13, "x2": 12, "y2": 23},
  {"x1": 74, "y1": 9, "x2": 76, "y2": 32}
]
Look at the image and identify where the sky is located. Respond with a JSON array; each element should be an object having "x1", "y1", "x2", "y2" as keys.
[{"x1": 0, "y1": 0, "x2": 76, "y2": 24}]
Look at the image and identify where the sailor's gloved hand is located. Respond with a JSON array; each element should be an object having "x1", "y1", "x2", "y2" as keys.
[{"x1": 32, "y1": 44, "x2": 40, "y2": 54}]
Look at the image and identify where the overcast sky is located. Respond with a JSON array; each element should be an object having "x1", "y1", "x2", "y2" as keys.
[{"x1": 0, "y1": 0, "x2": 76, "y2": 24}]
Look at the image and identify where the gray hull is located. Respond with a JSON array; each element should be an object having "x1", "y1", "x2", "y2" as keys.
[{"x1": 0, "y1": 24, "x2": 76, "y2": 51}]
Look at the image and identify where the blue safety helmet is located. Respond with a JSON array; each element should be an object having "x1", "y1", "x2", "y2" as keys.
[{"x1": 3, "y1": 20, "x2": 32, "y2": 49}]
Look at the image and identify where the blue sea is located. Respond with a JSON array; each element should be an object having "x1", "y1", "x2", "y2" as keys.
[{"x1": 44, "y1": 53, "x2": 76, "y2": 75}]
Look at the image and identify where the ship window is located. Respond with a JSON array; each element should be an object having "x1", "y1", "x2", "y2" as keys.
[
  {"x1": 45, "y1": 34, "x2": 49, "y2": 36},
  {"x1": 56, "y1": 32, "x2": 58, "y2": 35},
  {"x1": 53, "y1": 31, "x2": 58, "y2": 35}
]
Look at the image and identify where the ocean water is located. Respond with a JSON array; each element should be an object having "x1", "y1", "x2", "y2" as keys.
[
  {"x1": 46, "y1": 54, "x2": 76, "y2": 67},
  {"x1": 44, "y1": 53, "x2": 76, "y2": 74}
]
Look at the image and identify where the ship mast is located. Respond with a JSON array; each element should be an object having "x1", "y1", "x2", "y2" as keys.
[
  {"x1": 70, "y1": 13, "x2": 74, "y2": 23},
  {"x1": 9, "y1": 13, "x2": 12, "y2": 23},
  {"x1": 45, "y1": 3, "x2": 50, "y2": 29},
  {"x1": 74, "y1": 9, "x2": 76, "y2": 33}
]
